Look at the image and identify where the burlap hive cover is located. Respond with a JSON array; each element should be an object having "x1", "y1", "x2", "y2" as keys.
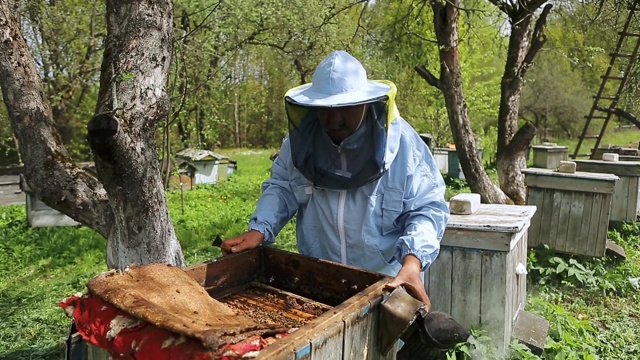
[{"x1": 87, "y1": 263, "x2": 284, "y2": 350}]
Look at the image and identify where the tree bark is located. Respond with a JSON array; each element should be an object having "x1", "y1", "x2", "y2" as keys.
[
  {"x1": 0, "y1": 0, "x2": 185, "y2": 269},
  {"x1": 0, "y1": 0, "x2": 112, "y2": 234},
  {"x1": 494, "y1": 3, "x2": 551, "y2": 204},
  {"x1": 420, "y1": 0, "x2": 509, "y2": 204},
  {"x1": 91, "y1": 0, "x2": 184, "y2": 269}
]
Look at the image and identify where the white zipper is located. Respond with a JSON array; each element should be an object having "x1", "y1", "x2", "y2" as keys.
[{"x1": 338, "y1": 149, "x2": 347, "y2": 264}]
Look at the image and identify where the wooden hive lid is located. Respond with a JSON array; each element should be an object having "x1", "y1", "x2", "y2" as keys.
[
  {"x1": 522, "y1": 168, "x2": 619, "y2": 194},
  {"x1": 531, "y1": 144, "x2": 568, "y2": 150},
  {"x1": 574, "y1": 159, "x2": 640, "y2": 177},
  {"x1": 522, "y1": 167, "x2": 619, "y2": 181},
  {"x1": 442, "y1": 204, "x2": 536, "y2": 251}
]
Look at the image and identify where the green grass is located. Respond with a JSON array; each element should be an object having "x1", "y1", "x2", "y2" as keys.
[
  {"x1": 0, "y1": 208, "x2": 106, "y2": 359},
  {"x1": 1, "y1": 147, "x2": 639, "y2": 359},
  {"x1": 549, "y1": 127, "x2": 640, "y2": 157}
]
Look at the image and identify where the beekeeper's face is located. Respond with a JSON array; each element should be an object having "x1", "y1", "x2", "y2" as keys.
[{"x1": 317, "y1": 104, "x2": 368, "y2": 144}]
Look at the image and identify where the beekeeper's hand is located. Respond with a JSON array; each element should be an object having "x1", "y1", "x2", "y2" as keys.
[
  {"x1": 221, "y1": 230, "x2": 264, "y2": 255},
  {"x1": 385, "y1": 254, "x2": 431, "y2": 310}
]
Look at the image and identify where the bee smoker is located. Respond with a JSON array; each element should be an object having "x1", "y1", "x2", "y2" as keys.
[{"x1": 380, "y1": 288, "x2": 470, "y2": 360}]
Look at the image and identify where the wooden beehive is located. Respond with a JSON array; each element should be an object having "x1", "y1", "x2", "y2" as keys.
[
  {"x1": 574, "y1": 159, "x2": 640, "y2": 222},
  {"x1": 531, "y1": 144, "x2": 568, "y2": 169},
  {"x1": 424, "y1": 204, "x2": 537, "y2": 352},
  {"x1": 592, "y1": 147, "x2": 639, "y2": 160},
  {"x1": 85, "y1": 248, "x2": 396, "y2": 359},
  {"x1": 25, "y1": 193, "x2": 79, "y2": 227},
  {"x1": 619, "y1": 155, "x2": 640, "y2": 162},
  {"x1": 185, "y1": 247, "x2": 396, "y2": 360},
  {"x1": 522, "y1": 168, "x2": 618, "y2": 257}
]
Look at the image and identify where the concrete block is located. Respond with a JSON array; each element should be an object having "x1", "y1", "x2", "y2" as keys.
[
  {"x1": 602, "y1": 153, "x2": 619, "y2": 162},
  {"x1": 449, "y1": 193, "x2": 481, "y2": 215},
  {"x1": 557, "y1": 161, "x2": 576, "y2": 174}
]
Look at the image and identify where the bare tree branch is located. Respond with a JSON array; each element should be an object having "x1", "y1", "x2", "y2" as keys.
[
  {"x1": 506, "y1": 122, "x2": 537, "y2": 154},
  {"x1": 597, "y1": 106, "x2": 640, "y2": 129},
  {"x1": 414, "y1": 64, "x2": 442, "y2": 90},
  {"x1": 520, "y1": 3, "x2": 552, "y2": 78}
]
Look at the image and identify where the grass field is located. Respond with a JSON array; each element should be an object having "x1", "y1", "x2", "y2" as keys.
[
  {"x1": 1, "y1": 148, "x2": 639, "y2": 359},
  {"x1": 549, "y1": 126, "x2": 640, "y2": 158}
]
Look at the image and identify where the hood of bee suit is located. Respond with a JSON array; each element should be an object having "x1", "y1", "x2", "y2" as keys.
[{"x1": 284, "y1": 50, "x2": 400, "y2": 190}]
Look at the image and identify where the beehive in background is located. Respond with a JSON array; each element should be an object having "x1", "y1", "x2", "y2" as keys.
[{"x1": 574, "y1": 159, "x2": 640, "y2": 223}]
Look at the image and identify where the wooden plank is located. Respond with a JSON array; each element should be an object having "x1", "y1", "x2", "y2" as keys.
[
  {"x1": 596, "y1": 194, "x2": 613, "y2": 257},
  {"x1": 632, "y1": 177, "x2": 640, "y2": 217},
  {"x1": 426, "y1": 249, "x2": 453, "y2": 314},
  {"x1": 184, "y1": 248, "x2": 261, "y2": 291},
  {"x1": 450, "y1": 248, "x2": 482, "y2": 330},
  {"x1": 556, "y1": 191, "x2": 573, "y2": 254},
  {"x1": 504, "y1": 242, "x2": 515, "y2": 352},
  {"x1": 512, "y1": 311, "x2": 549, "y2": 355},
  {"x1": 310, "y1": 320, "x2": 344, "y2": 360},
  {"x1": 610, "y1": 176, "x2": 628, "y2": 222},
  {"x1": 442, "y1": 229, "x2": 513, "y2": 251},
  {"x1": 479, "y1": 250, "x2": 508, "y2": 349},
  {"x1": 623, "y1": 176, "x2": 637, "y2": 221},
  {"x1": 0, "y1": 181, "x2": 19, "y2": 186},
  {"x1": 525, "y1": 188, "x2": 544, "y2": 248},
  {"x1": 342, "y1": 298, "x2": 386, "y2": 360},
  {"x1": 500, "y1": 242, "x2": 526, "y2": 353},
  {"x1": 368, "y1": 297, "x2": 398, "y2": 360},
  {"x1": 295, "y1": 343, "x2": 311, "y2": 360},
  {"x1": 523, "y1": 167, "x2": 620, "y2": 181},
  {"x1": 574, "y1": 159, "x2": 640, "y2": 177},
  {"x1": 579, "y1": 194, "x2": 595, "y2": 256},
  {"x1": 567, "y1": 192, "x2": 586, "y2": 255},
  {"x1": 542, "y1": 189, "x2": 564, "y2": 249},
  {"x1": 523, "y1": 172, "x2": 618, "y2": 194},
  {"x1": 586, "y1": 194, "x2": 604, "y2": 257},
  {"x1": 445, "y1": 204, "x2": 537, "y2": 233},
  {"x1": 515, "y1": 236, "x2": 527, "y2": 316},
  {"x1": 619, "y1": 155, "x2": 640, "y2": 162},
  {"x1": 624, "y1": 176, "x2": 639, "y2": 221},
  {"x1": 542, "y1": 189, "x2": 558, "y2": 250}
]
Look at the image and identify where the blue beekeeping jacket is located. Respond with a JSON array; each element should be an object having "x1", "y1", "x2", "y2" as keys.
[{"x1": 248, "y1": 112, "x2": 449, "y2": 277}]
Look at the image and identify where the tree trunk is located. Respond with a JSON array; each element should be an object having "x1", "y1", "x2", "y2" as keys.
[
  {"x1": 0, "y1": 0, "x2": 185, "y2": 269},
  {"x1": 0, "y1": 0, "x2": 112, "y2": 233},
  {"x1": 90, "y1": 0, "x2": 184, "y2": 269},
  {"x1": 419, "y1": 0, "x2": 509, "y2": 204},
  {"x1": 494, "y1": 2, "x2": 552, "y2": 204}
]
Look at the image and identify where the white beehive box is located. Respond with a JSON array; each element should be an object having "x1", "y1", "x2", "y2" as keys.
[{"x1": 425, "y1": 204, "x2": 537, "y2": 351}]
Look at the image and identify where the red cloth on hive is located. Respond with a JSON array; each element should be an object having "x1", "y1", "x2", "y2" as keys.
[{"x1": 59, "y1": 294, "x2": 287, "y2": 360}]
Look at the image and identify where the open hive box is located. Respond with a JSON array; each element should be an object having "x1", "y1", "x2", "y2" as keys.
[{"x1": 183, "y1": 247, "x2": 395, "y2": 360}]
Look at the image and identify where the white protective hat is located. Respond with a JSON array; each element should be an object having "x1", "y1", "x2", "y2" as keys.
[{"x1": 285, "y1": 50, "x2": 392, "y2": 107}]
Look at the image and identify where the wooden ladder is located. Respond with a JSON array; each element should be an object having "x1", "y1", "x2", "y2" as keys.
[{"x1": 572, "y1": 0, "x2": 640, "y2": 159}]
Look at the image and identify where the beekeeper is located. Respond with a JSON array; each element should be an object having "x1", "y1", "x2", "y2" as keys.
[{"x1": 222, "y1": 50, "x2": 449, "y2": 304}]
